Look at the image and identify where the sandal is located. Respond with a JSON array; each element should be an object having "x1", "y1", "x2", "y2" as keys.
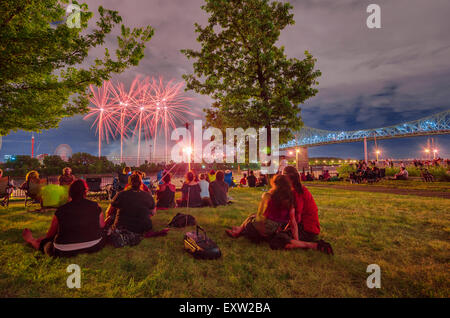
[{"x1": 317, "y1": 240, "x2": 334, "y2": 255}]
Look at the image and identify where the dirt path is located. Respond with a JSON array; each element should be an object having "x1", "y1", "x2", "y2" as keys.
[{"x1": 307, "y1": 183, "x2": 450, "y2": 199}]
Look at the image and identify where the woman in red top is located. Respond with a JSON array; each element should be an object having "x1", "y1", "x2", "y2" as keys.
[
  {"x1": 225, "y1": 174, "x2": 333, "y2": 254},
  {"x1": 283, "y1": 166, "x2": 320, "y2": 241},
  {"x1": 280, "y1": 166, "x2": 333, "y2": 254},
  {"x1": 225, "y1": 174, "x2": 296, "y2": 240}
]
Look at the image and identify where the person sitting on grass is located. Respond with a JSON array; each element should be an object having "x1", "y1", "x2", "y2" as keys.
[
  {"x1": 300, "y1": 171, "x2": 307, "y2": 182},
  {"x1": 421, "y1": 169, "x2": 434, "y2": 182},
  {"x1": 58, "y1": 167, "x2": 75, "y2": 186},
  {"x1": 321, "y1": 170, "x2": 331, "y2": 181},
  {"x1": 20, "y1": 170, "x2": 40, "y2": 192},
  {"x1": 239, "y1": 173, "x2": 248, "y2": 187},
  {"x1": 209, "y1": 170, "x2": 229, "y2": 207},
  {"x1": 208, "y1": 169, "x2": 216, "y2": 182},
  {"x1": 117, "y1": 166, "x2": 132, "y2": 191},
  {"x1": 225, "y1": 174, "x2": 333, "y2": 255},
  {"x1": 124, "y1": 171, "x2": 150, "y2": 192},
  {"x1": 199, "y1": 173, "x2": 213, "y2": 207},
  {"x1": 156, "y1": 173, "x2": 176, "y2": 209},
  {"x1": 255, "y1": 172, "x2": 268, "y2": 187},
  {"x1": 224, "y1": 170, "x2": 236, "y2": 187},
  {"x1": 225, "y1": 174, "x2": 295, "y2": 240},
  {"x1": 247, "y1": 170, "x2": 257, "y2": 187},
  {"x1": 109, "y1": 173, "x2": 157, "y2": 234},
  {"x1": 0, "y1": 168, "x2": 15, "y2": 206},
  {"x1": 176, "y1": 171, "x2": 203, "y2": 208},
  {"x1": 20, "y1": 170, "x2": 44, "y2": 209},
  {"x1": 394, "y1": 167, "x2": 409, "y2": 180},
  {"x1": 22, "y1": 179, "x2": 106, "y2": 257},
  {"x1": 282, "y1": 166, "x2": 321, "y2": 242}
]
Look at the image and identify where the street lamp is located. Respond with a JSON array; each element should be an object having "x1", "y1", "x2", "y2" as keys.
[
  {"x1": 375, "y1": 149, "x2": 381, "y2": 161},
  {"x1": 183, "y1": 146, "x2": 192, "y2": 171},
  {"x1": 433, "y1": 149, "x2": 438, "y2": 159},
  {"x1": 295, "y1": 148, "x2": 300, "y2": 170},
  {"x1": 424, "y1": 148, "x2": 430, "y2": 160}
]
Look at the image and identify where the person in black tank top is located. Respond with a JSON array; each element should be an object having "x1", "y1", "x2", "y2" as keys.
[{"x1": 22, "y1": 179, "x2": 106, "y2": 257}]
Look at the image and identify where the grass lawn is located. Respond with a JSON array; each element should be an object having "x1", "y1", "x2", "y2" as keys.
[
  {"x1": 305, "y1": 180, "x2": 450, "y2": 192},
  {"x1": 0, "y1": 186, "x2": 449, "y2": 298}
]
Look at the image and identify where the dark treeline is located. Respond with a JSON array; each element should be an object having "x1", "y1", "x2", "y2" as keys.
[{"x1": 0, "y1": 153, "x2": 262, "y2": 177}]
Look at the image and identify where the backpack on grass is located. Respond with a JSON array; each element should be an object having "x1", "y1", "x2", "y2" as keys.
[
  {"x1": 184, "y1": 225, "x2": 221, "y2": 260},
  {"x1": 107, "y1": 227, "x2": 143, "y2": 248},
  {"x1": 168, "y1": 213, "x2": 196, "y2": 228}
]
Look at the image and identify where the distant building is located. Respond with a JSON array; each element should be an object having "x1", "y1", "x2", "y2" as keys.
[{"x1": 36, "y1": 153, "x2": 49, "y2": 163}]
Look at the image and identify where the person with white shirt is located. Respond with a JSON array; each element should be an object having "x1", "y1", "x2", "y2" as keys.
[
  {"x1": 199, "y1": 173, "x2": 213, "y2": 206},
  {"x1": 394, "y1": 167, "x2": 409, "y2": 180}
]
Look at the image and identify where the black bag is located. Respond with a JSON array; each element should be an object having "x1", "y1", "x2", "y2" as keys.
[
  {"x1": 108, "y1": 227, "x2": 143, "y2": 248},
  {"x1": 184, "y1": 225, "x2": 221, "y2": 260},
  {"x1": 168, "y1": 213, "x2": 196, "y2": 228}
]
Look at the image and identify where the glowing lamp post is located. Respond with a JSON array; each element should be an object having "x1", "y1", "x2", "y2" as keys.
[
  {"x1": 183, "y1": 146, "x2": 193, "y2": 171},
  {"x1": 295, "y1": 149, "x2": 300, "y2": 170},
  {"x1": 433, "y1": 149, "x2": 438, "y2": 159},
  {"x1": 375, "y1": 150, "x2": 381, "y2": 161},
  {"x1": 425, "y1": 148, "x2": 430, "y2": 160}
]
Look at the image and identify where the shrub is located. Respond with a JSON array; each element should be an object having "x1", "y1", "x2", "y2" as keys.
[{"x1": 337, "y1": 164, "x2": 356, "y2": 179}]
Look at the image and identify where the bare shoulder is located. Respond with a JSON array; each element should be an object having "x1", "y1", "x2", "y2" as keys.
[{"x1": 261, "y1": 192, "x2": 271, "y2": 200}]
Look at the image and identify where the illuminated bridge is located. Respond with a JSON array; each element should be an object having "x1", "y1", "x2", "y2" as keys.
[{"x1": 281, "y1": 110, "x2": 450, "y2": 149}]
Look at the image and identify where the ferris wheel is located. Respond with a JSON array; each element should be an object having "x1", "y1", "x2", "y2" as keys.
[{"x1": 54, "y1": 144, "x2": 73, "y2": 161}]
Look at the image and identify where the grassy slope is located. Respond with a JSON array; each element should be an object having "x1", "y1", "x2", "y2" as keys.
[{"x1": 0, "y1": 187, "x2": 449, "y2": 298}]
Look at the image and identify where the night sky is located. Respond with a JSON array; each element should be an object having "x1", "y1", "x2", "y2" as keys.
[{"x1": 1, "y1": 0, "x2": 449, "y2": 161}]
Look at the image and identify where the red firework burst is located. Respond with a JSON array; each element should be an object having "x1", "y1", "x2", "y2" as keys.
[{"x1": 83, "y1": 81, "x2": 118, "y2": 157}]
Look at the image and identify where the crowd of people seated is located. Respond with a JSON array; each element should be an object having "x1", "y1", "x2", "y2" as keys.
[
  {"x1": 413, "y1": 158, "x2": 445, "y2": 168},
  {"x1": 319, "y1": 170, "x2": 331, "y2": 181},
  {"x1": 300, "y1": 171, "x2": 315, "y2": 181},
  {"x1": 350, "y1": 162, "x2": 385, "y2": 183},
  {"x1": 19, "y1": 163, "x2": 334, "y2": 258},
  {"x1": 234, "y1": 170, "x2": 268, "y2": 188}
]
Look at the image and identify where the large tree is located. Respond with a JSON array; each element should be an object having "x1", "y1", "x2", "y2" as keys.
[
  {"x1": 182, "y1": 0, "x2": 321, "y2": 147},
  {"x1": 0, "y1": 0, "x2": 154, "y2": 135}
]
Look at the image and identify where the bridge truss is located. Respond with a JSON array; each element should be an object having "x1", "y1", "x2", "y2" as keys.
[{"x1": 281, "y1": 110, "x2": 450, "y2": 149}]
